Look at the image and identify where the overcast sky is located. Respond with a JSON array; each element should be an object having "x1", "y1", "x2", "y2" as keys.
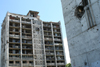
[{"x1": 0, "y1": 0, "x2": 70, "y2": 64}]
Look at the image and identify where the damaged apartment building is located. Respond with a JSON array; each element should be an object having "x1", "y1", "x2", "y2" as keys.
[
  {"x1": 61, "y1": 0, "x2": 100, "y2": 67},
  {"x1": 1, "y1": 11, "x2": 66, "y2": 67}
]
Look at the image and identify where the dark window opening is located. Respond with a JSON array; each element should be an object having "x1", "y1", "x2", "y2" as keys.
[
  {"x1": 9, "y1": 61, "x2": 13, "y2": 63},
  {"x1": 23, "y1": 61, "x2": 27, "y2": 63},
  {"x1": 16, "y1": 61, "x2": 20, "y2": 63}
]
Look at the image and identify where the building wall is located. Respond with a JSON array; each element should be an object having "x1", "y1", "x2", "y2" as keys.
[
  {"x1": 61, "y1": 0, "x2": 100, "y2": 67},
  {"x1": 1, "y1": 11, "x2": 66, "y2": 67}
]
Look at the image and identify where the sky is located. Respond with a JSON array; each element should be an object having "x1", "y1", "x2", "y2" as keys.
[{"x1": 0, "y1": 0, "x2": 70, "y2": 64}]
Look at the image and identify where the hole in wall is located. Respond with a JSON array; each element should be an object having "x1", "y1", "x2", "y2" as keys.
[
  {"x1": 75, "y1": 6, "x2": 85, "y2": 18},
  {"x1": 97, "y1": 29, "x2": 99, "y2": 31}
]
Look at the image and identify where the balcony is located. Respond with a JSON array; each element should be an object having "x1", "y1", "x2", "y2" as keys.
[
  {"x1": 9, "y1": 34, "x2": 20, "y2": 38},
  {"x1": 23, "y1": 63, "x2": 33, "y2": 66},
  {"x1": 22, "y1": 36, "x2": 32, "y2": 39},
  {"x1": 45, "y1": 47, "x2": 54, "y2": 50},
  {"x1": 45, "y1": 44, "x2": 53, "y2": 46},
  {"x1": 55, "y1": 48, "x2": 63, "y2": 50},
  {"x1": 57, "y1": 63, "x2": 65, "y2": 65},
  {"x1": 22, "y1": 46, "x2": 32, "y2": 50},
  {"x1": 56, "y1": 52, "x2": 63, "y2": 55},
  {"x1": 21, "y1": 18, "x2": 31, "y2": 24},
  {"x1": 22, "y1": 40, "x2": 32, "y2": 44},
  {"x1": 57, "y1": 58, "x2": 64, "y2": 61},
  {"x1": 22, "y1": 25, "x2": 31, "y2": 29},
  {"x1": 9, "y1": 46, "x2": 20, "y2": 49},
  {"x1": 53, "y1": 25, "x2": 60, "y2": 28},
  {"x1": 44, "y1": 30, "x2": 51, "y2": 32},
  {"x1": 9, "y1": 64, "x2": 20, "y2": 66},
  {"x1": 43, "y1": 24, "x2": 51, "y2": 27},
  {"x1": 22, "y1": 57, "x2": 33, "y2": 60},
  {"x1": 22, "y1": 51, "x2": 33, "y2": 55},
  {"x1": 46, "y1": 52, "x2": 54, "y2": 55},
  {"x1": 47, "y1": 63, "x2": 55, "y2": 65},
  {"x1": 54, "y1": 39, "x2": 61, "y2": 41},
  {"x1": 44, "y1": 38, "x2": 52, "y2": 41},
  {"x1": 9, "y1": 16, "x2": 20, "y2": 23},
  {"x1": 54, "y1": 34, "x2": 61, "y2": 37},
  {"x1": 9, "y1": 40, "x2": 20, "y2": 44},
  {"x1": 53, "y1": 30, "x2": 60, "y2": 33},
  {"x1": 9, "y1": 57, "x2": 20, "y2": 60},
  {"x1": 9, "y1": 25, "x2": 20, "y2": 28},
  {"x1": 46, "y1": 57, "x2": 55, "y2": 60},
  {"x1": 54, "y1": 43, "x2": 62, "y2": 46}
]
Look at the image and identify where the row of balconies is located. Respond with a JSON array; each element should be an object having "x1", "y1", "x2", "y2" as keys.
[
  {"x1": 9, "y1": 25, "x2": 32, "y2": 29},
  {"x1": 9, "y1": 16, "x2": 31, "y2": 24},
  {"x1": 43, "y1": 24, "x2": 60, "y2": 28},
  {"x1": 9, "y1": 34, "x2": 32, "y2": 39},
  {"x1": 9, "y1": 39, "x2": 32, "y2": 44},
  {"x1": 9, "y1": 63, "x2": 33, "y2": 66},
  {"x1": 47, "y1": 63, "x2": 65, "y2": 65}
]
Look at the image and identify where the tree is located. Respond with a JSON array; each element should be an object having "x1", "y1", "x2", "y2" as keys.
[{"x1": 66, "y1": 63, "x2": 71, "y2": 67}]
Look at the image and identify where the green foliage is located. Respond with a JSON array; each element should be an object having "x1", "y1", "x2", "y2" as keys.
[{"x1": 66, "y1": 63, "x2": 71, "y2": 67}]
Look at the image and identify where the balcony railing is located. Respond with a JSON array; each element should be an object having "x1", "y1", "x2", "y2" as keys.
[
  {"x1": 9, "y1": 57, "x2": 20, "y2": 60},
  {"x1": 44, "y1": 30, "x2": 51, "y2": 32},
  {"x1": 22, "y1": 47, "x2": 32, "y2": 49},
  {"x1": 9, "y1": 19, "x2": 20, "y2": 23},
  {"x1": 44, "y1": 34, "x2": 52, "y2": 36},
  {"x1": 9, "y1": 41, "x2": 20, "y2": 43},
  {"x1": 46, "y1": 53, "x2": 54, "y2": 55},
  {"x1": 47, "y1": 63, "x2": 55, "y2": 65},
  {"x1": 22, "y1": 53, "x2": 32, "y2": 54},
  {"x1": 57, "y1": 63, "x2": 65, "y2": 65},
  {"x1": 46, "y1": 58, "x2": 55, "y2": 60},
  {"x1": 10, "y1": 30, "x2": 20, "y2": 33},
  {"x1": 55, "y1": 48, "x2": 63, "y2": 50},
  {"x1": 21, "y1": 21, "x2": 31, "y2": 24},
  {"x1": 43, "y1": 24, "x2": 51, "y2": 27},
  {"x1": 22, "y1": 36, "x2": 32, "y2": 38},
  {"x1": 23, "y1": 63, "x2": 33, "y2": 66},
  {"x1": 57, "y1": 58, "x2": 64, "y2": 60},
  {"x1": 56, "y1": 53, "x2": 63, "y2": 55},
  {"x1": 9, "y1": 64, "x2": 21, "y2": 66},
  {"x1": 54, "y1": 35, "x2": 61, "y2": 37},
  {"x1": 54, "y1": 43, "x2": 62, "y2": 46},
  {"x1": 9, "y1": 46, "x2": 20, "y2": 48},
  {"x1": 9, "y1": 34, "x2": 20, "y2": 38},
  {"x1": 22, "y1": 57, "x2": 33, "y2": 60},
  {"x1": 44, "y1": 38, "x2": 52, "y2": 40},
  {"x1": 45, "y1": 44, "x2": 53, "y2": 46},
  {"x1": 22, "y1": 26, "x2": 31, "y2": 29},
  {"x1": 9, "y1": 52, "x2": 20, "y2": 54},
  {"x1": 22, "y1": 41, "x2": 32, "y2": 44},
  {"x1": 54, "y1": 39, "x2": 61, "y2": 41},
  {"x1": 53, "y1": 26, "x2": 60, "y2": 28},
  {"x1": 45, "y1": 48, "x2": 54, "y2": 50}
]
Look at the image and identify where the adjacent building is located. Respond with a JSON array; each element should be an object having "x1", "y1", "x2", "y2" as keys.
[
  {"x1": 1, "y1": 11, "x2": 66, "y2": 67},
  {"x1": 61, "y1": 0, "x2": 100, "y2": 67}
]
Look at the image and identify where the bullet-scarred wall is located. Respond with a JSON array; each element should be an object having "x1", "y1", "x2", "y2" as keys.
[{"x1": 61, "y1": 0, "x2": 100, "y2": 67}]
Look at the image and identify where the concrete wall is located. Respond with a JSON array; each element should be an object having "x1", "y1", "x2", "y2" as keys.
[{"x1": 61, "y1": 0, "x2": 100, "y2": 67}]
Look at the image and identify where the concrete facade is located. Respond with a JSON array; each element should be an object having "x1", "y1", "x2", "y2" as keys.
[
  {"x1": 1, "y1": 11, "x2": 66, "y2": 67},
  {"x1": 61, "y1": 0, "x2": 100, "y2": 67}
]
